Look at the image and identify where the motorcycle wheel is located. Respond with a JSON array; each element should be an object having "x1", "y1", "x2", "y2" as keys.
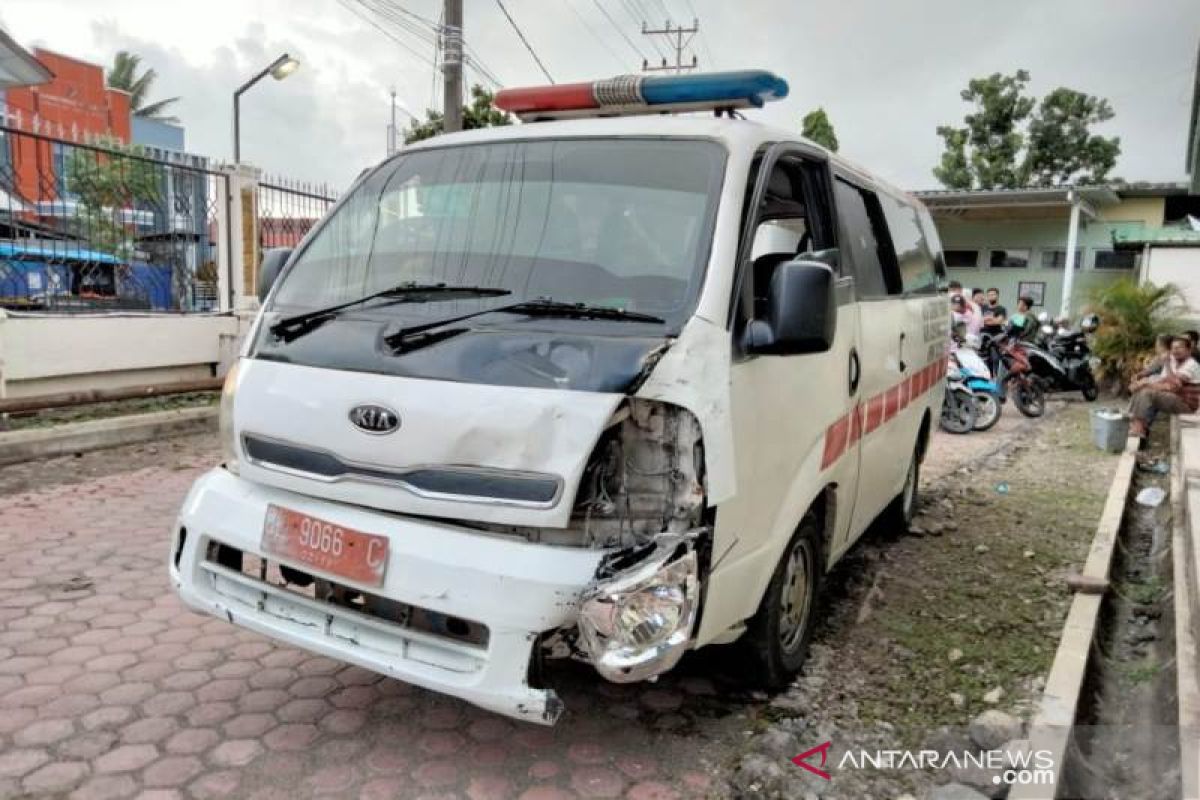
[
  {"x1": 1012, "y1": 378, "x2": 1046, "y2": 418},
  {"x1": 972, "y1": 393, "x2": 1002, "y2": 432},
  {"x1": 1080, "y1": 375, "x2": 1099, "y2": 402},
  {"x1": 940, "y1": 388, "x2": 977, "y2": 434}
]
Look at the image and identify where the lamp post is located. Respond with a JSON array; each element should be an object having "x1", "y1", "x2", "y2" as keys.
[{"x1": 232, "y1": 53, "x2": 300, "y2": 163}]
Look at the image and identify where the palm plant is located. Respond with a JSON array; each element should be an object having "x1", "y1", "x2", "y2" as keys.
[
  {"x1": 1088, "y1": 278, "x2": 1187, "y2": 391},
  {"x1": 108, "y1": 51, "x2": 180, "y2": 122}
]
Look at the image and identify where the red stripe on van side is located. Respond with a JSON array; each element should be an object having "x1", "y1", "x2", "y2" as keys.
[
  {"x1": 848, "y1": 402, "x2": 863, "y2": 445},
  {"x1": 819, "y1": 359, "x2": 943, "y2": 472},
  {"x1": 884, "y1": 386, "x2": 900, "y2": 421},
  {"x1": 865, "y1": 394, "x2": 885, "y2": 433},
  {"x1": 821, "y1": 414, "x2": 851, "y2": 470}
]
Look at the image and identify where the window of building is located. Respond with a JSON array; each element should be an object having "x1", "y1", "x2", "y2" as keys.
[
  {"x1": 944, "y1": 249, "x2": 980, "y2": 269},
  {"x1": 1040, "y1": 249, "x2": 1083, "y2": 269},
  {"x1": 1093, "y1": 249, "x2": 1137, "y2": 270},
  {"x1": 989, "y1": 248, "x2": 1030, "y2": 269}
]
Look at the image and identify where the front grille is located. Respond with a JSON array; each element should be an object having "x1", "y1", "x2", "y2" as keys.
[
  {"x1": 204, "y1": 541, "x2": 489, "y2": 648},
  {"x1": 241, "y1": 434, "x2": 561, "y2": 506}
]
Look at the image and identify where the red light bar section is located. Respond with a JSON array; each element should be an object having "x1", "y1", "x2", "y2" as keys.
[{"x1": 495, "y1": 82, "x2": 598, "y2": 115}]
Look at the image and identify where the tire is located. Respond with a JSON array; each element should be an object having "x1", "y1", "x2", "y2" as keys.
[
  {"x1": 1012, "y1": 378, "x2": 1046, "y2": 418},
  {"x1": 743, "y1": 515, "x2": 821, "y2": 690},
  {"x1": 940, "y1": 388, "x2": 977, "y2": 434},
  {"x1": 972, "y1": 393, "x2": 1002, "y2": 431},
  {"x1": 1080, "y1": 374, "x2": 1099, "y2": 402},
  {"x1": 884, "y1": 442, "x2": 921, "y2": 533}
]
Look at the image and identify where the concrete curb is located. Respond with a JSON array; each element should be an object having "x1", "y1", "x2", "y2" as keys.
[
  {"x1": 0, "y1": 407, "x2": 217, "y2": 466},
  {"x1": 1009, "y1": 431, "x2": 1139, "y2": 800},
  {"x1": 1173, "y1": 414, "x2": 1200, "y2": 800}
]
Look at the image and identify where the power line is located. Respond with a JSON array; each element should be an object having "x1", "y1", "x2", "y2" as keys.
[
  {"x1": 592, "y1": 0, "x2": 649, "y2": 62},
  {"x1": 493, "y1": 0, "x2": 555, "y2": 83},
  {"x1": 339, "y1": 0, "x2": 438, "y2": 69},
  {"x1": 565, "y1": 0, "x2": 629, "y2": 71},
  {"x1": 619, "y1": 0, "x2": 667, "y2": 60}
]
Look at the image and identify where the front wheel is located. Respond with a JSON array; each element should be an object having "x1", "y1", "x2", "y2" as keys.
[
  {"x1": 940, "y1": 387, "x2": 977, "y2": 434},
  {"x1": 973, "y1": 393, "x2": 1002, "y2": 431},
  {"x1": 742, "y1": 516, "x2": 821, "y2": 689},
  {"x1": 1011, "y1": 378, "x2": 1046, "y2": 418}
]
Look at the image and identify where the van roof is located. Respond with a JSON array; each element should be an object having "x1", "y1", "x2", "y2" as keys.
[{"x1": 400, "y1": 115, "x2": 916, "y2": 206}]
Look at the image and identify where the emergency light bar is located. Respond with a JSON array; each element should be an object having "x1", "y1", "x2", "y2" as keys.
[{"x1": 494, "y1": 70, "x2": 789, "y2": 122}]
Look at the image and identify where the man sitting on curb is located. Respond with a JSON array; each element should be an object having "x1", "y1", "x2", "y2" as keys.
[{"x1": 1128, "y1": 335, "x2": 1200, "y2": 440}]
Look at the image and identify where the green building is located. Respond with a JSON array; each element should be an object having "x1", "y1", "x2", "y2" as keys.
[{"x1": 914, "y1": 185, "x2": 1200, "y2": 318}]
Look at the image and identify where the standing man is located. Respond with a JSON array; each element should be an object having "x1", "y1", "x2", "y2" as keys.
[{"x1": 982, "y1": 287, "x2": 1007, "y2": 336}]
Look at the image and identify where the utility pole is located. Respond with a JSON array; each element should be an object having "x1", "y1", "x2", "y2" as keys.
[
  {"x1": 387, "y1": 88, "x2": 398, "y2": 156},
  {"x1": 641, "y1": 19, "x2": 699, "y2": 73},
  {"x1": 442, "y1": 0, "x2": 463, "y2": 132}
]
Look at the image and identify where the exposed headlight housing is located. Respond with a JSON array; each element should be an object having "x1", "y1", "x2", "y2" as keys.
[
  {"x1": 219, "y1": 360, "x2": 242, "y2": 474},
  {"x1": 577, "y1": 535, "x2": 699, "y2": 682}
]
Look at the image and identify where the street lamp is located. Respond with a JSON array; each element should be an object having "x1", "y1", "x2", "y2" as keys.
[{"x1": 232, "y1": 53, "x2": 300, "y2": 163}]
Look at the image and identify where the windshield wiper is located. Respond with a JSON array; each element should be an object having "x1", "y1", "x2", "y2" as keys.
[
  {"x1": 269, "y1": 283, "x2": 511, "y2": 341},
  {"x1": 384, "y1": 297, "x2": 665, "y2": 353}
]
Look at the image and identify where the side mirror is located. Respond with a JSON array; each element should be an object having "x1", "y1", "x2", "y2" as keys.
[
  {"x1": 743, "y1": 260, "x2": 837, "y2": 355},
  {"x1": 257, "y1": 248, "x2": 292, "y2": 302}
]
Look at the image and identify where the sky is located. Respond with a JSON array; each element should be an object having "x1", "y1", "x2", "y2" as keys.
[{"x1": 2, "y1": 0, "x2": 1197, "y2": 193}]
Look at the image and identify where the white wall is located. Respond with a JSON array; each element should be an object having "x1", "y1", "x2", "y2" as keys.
[
  {"x1": 1146, "y1": 247, "x2": 1200, "y2": 318},
  {"x1": 0, "y1": 313, "x2": 244, "y2": 398}
]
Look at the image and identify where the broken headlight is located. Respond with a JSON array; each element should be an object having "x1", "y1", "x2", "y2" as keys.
[{"x1": 577, "y1": 536, "x2": 699, "y2": 682}]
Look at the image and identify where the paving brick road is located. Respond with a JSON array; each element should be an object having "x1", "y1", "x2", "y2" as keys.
[{"x1": 0, "y1": 404, "x2": 1050, "y2": 799}]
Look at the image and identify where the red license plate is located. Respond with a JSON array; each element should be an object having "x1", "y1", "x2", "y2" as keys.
[{"x1": 261, "y1": 505, "x2": 389, "y2": 587}]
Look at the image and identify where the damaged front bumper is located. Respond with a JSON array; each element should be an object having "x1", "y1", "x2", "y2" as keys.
[
  {"x1": 170, "y1": 468, "x2": 609, "y2": 724},
  {"x1": 169, "y1": 469, "x2": 703, "y2": 724}
]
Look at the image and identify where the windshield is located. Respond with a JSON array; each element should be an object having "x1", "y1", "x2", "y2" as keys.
[{"x1": 268, "y1": 137, "x2": 726, "y2": 332}]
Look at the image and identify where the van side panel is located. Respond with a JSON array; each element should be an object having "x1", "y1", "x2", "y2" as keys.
[{"x1": 695, "y1": 303, "x2": 860, "y2": 645}]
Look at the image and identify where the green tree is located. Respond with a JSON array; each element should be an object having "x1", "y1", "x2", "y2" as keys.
[
  {"x1": 65, "y1": 137, "x2": 161, "y2": 260},
  {"x1": 1023, "y1": 88, "x2": 1120, "y2": 186},
  {"x1": 1088, "y1": 278, "x2": 1185, "y2": 390},
  {"x1": 403, "y1": 85, "x2": 512, "y2": 144},
  {"x1": 107, "y1": 51, "x2": 180, "y2": 122},
  {"x1": 932, "y1": 70, "x2": 1120, "y2": 189},
  {"x1": 934, "y1": 71, "x2": 1035, "y2": 190},
  {"x1": 801, "y1": 107, "x2": 839, "y2": 152}
]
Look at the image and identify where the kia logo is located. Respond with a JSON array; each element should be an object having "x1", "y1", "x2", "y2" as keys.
[{"x1": 349, "y1": 404, "x2": 400, "y2": 435}]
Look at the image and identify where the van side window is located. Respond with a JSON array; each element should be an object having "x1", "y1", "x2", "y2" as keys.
[
  {"x1": 878, "y1": 192, "x2": 938, "y2": 295},
  {"x1": 745, "y1": 158, "x2": 836, "y2": 318},
  {"x1": 833, "y1": 178, "x2": 901, "y2": 298}
]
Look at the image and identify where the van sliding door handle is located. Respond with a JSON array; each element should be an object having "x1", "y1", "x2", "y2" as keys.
[
  {"x1": 849, "y1": 348, "x2": 860, "y2": 395},
  {"x1": 898, "y1": 332, "x2": 907, "y2": 372}
]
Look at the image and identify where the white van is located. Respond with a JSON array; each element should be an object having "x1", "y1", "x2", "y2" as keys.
[{"x1": 170, "y1": 71, "x2": 947, "y2": 724}]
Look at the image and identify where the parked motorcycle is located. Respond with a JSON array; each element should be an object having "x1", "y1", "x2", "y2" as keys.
[
  {"x1": 940, "y1": 359, "x2": 978, "y2": 434},
  {"x1": 1027, "y1": 312, "x2": 1100, "y2": 401},
  {"x1": 982, "y1": 331, "x2": 1046, "y2": 418},
  {"x1": 952, "y1": 337, "x2": 1003, "y2": 431}
]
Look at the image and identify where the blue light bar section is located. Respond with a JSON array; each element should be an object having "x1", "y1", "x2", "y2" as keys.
[{"x1": 640, "y1": 70, "x2": 789, "y2": 108}]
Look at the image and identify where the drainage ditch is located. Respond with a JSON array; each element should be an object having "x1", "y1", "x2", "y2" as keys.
[{"x1": 1063, "y1": 451, "x2": 1181, "y2": 799}]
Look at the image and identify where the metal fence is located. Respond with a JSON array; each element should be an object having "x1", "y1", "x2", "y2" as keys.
[
  {"x1": 258, "y1": 177, "x2": 338, "y2": 254},
  {"x1": 0, "y1": 124, "x2": 229, "y2": 313}
]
